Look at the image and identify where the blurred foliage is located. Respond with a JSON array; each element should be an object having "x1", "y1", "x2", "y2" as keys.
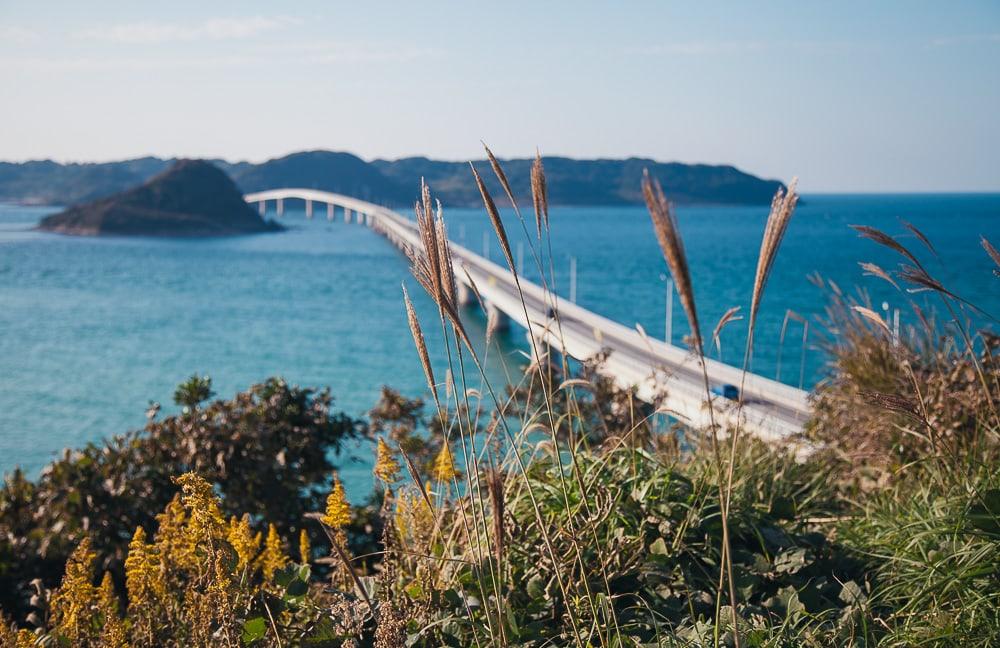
[{"x1": 0, "y1": 377, "x2": 363, "y2": 621}]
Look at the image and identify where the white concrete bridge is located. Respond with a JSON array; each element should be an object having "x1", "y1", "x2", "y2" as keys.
[{"x1": 244, "y1": 188, "x2": 811, "y2": 441}]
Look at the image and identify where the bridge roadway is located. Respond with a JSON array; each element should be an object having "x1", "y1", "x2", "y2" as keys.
[{"x1": 245, "y1": 188, "x2": 810, "y2": 441}]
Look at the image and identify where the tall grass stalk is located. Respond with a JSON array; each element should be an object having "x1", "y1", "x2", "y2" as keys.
[
  {"x1": 721, "y1": 179, "x2": 799, "y2": 623},
  {"x1": 472, "y1": 152, "x2": 624, "y2": 644},
  {"x1": 404, "y1": 182, "x2": 591, "y2": 646},
  {"x1": 641, "y1": 171, "x2": 740, "y2": 646}
]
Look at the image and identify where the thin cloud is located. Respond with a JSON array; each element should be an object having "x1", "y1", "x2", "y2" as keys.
[
  {"x1": 0, "y1": 43, "x2": 443, "y2": 72},
  {"x1": 76, "y1": 16, "x2": 299, "y2": 44},
  {"x1": 0, "y1": 55, "x2": 259, "y2": 72}
]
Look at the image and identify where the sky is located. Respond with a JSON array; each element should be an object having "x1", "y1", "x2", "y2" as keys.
[{"x1": 1, "y1": 1, "x2": 998, "y2": 192}]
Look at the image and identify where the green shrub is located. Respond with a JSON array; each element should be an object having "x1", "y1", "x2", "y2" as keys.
[{"x1": 0, "y1": 377, "x2": 363, "y2": 621}]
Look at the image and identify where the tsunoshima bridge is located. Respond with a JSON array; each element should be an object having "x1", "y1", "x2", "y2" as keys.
[{"x1": 244, "y1": 188, "x2": 810, "y2": 441}]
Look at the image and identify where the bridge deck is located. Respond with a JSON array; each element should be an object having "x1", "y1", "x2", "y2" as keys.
[{"x1": 245, "y1": 188, "x2": 810, "y2": 440}]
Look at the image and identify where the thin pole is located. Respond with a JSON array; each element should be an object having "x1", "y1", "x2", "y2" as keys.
[
  {"x1": 799, "y1": 321, "x2": 809, "y2": 389},
  {"x1": 665, "y1": 279, "x2": 674, "y2": 345},
  {"x1": 892, "y1": 309, "x2": 900, "y2": 347},
  {"x1": 776, "y1": 310, "x2": 791, "y2": 382},
  {"x1": 569, "y1": 256, "x2": 577, "y2": 303},
  {"x1": 517, "y1": 241, "x2": 524, "y2": 276}
]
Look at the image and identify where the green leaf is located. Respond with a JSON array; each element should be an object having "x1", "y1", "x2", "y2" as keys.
[
  {"x1": 649, "y1": 537, "x2": 669, "y2": 556},
  {"x1": 437, "y1": 588, "x2": 458, "y2": 608},
  {"x1": 773, "y1": 547, "x2": 809, "y2": 575},
  {"x1": 285, "y1": 578, "x2": 308, "y2": 598},
  {"x1": 406, "y1": 581, "x2": 425, "y2": 599},
  {"x1": 241, "y1": 617, "x2": 267, "y2": 645},
  {"x1": 274, "y1": 564, "x2": 298, "y2": 587},
  {"x1": 839, "y1": 580, "x2": 866, "y2": 606},
  {"x1": 526, "y1": 574, "x2": 546, "y2": 600},
  {"x1": 967, "y1": 489, "x2": 1000, "y2": 538},
  {"x1": 296, "y1": 563, "x2": 311, "y2": 582}
]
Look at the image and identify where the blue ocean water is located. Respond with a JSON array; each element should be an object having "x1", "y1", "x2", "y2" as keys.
[{"x1": 1, "y1": 194, "x2": 997, "y2": 499}]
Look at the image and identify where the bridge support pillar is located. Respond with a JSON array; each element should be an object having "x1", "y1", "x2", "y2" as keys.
[
  {"x1": 525, "y1": 331, "x2": 550, "y2": 365},
  {"x1": 345, "y1": 208, "x2": 352, "y2": 224},
  {"x1": 327, "y1": 203, "x2": 334, "y2": 220},
  {"x1": 485, "y1": 301, "x2": 509, "y2": 332},
  {"x1": 457, "y1": 282, "x2": 472, "y2": 307},
  {"x1": 277, "y1": 198, "x2": 284, "y2": 217},
  {"x1": 305, "y1": 199, "x2": 313, "y2": 219},
  {"x1": 258, "y1": 200, "x2": 266, "y2": 215}
]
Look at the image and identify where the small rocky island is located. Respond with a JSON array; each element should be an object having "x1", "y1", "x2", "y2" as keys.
[{"x1": 38, "y1": 159, "x2": 283, "y2": 237}]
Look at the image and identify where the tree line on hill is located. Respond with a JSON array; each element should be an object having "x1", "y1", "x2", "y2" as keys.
[{"x1": 0, "y1": 150, "x2": 785, "y2": 208}]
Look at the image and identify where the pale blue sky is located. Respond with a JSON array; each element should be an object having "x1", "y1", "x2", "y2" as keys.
[{"x1": 1, "y1": 1, "x2": 998, "y2": 191}]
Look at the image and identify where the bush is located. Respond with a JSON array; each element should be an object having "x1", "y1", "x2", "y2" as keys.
[{"x1": 0, "y1": 377, "x2": 363, "y2": 621}]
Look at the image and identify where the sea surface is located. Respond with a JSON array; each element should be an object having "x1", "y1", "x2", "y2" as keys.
[{"x1": 1, "y1": 194, "x2": 997, "y2": 499}]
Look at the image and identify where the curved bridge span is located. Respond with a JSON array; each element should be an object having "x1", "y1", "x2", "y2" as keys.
[{"x1": 245, "y1": 188, "x2": 810, "y2": 441}]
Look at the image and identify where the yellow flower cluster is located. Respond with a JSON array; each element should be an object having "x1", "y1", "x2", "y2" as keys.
[
  {"x1": 259, "y1": 524, "x2": 287, "y2": 579},
  {"x1": 41, "y1": 472, "x2": 298, "y2": 648},
  {"x1": 373, "y1": 437, "x2": 401, "y2": 484},
  {"x1": 154, "y1": 495, "x2": 197, "y2": 571},
  {"x1": 432, "y1": 443, "x2": 459, "y2": 483},
  {"x1": 98, "y1": 572, "x2": 128, "y2": 648},
  {"x1": 49, "y1": 537, "x2": 98, "y2": 645},
  {"x1": 0, "y1": 623, "x2": 36, "y2": 648},
  {"x1": 173, "y1": 472, "x2": 225, "y2": 539},
  {"x1": 124, "y1": 527, "x2": 165, "y2": 611},
  {"x1": 227, "y1": 514, "x2": 261, "y2": 570},
  {"x1": 299, "y1": 528, "x2": 311, "y2": 563},
  {"x1": 322, "y1": 479, "x2": 351, "y2": 529}
]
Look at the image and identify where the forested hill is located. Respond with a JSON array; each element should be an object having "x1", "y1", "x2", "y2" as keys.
[{"x1": 0, "y1": 150, "x2": 785, "y2": 207}]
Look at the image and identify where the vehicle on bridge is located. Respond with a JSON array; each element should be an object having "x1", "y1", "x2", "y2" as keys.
[{"x1": 711, "y1": 384, "x2": 740, "y2": 401}]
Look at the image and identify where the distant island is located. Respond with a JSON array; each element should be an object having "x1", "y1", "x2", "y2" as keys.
[
  {"x1": 2, "y1": 151, "x2": 785, "y2": 208},
  {"x1": 37, "y1": 159, "x2": 283, "y2": 237}
]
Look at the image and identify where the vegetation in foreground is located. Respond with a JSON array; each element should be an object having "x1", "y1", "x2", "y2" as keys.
[{"x1": 2, "y1": 152, "x2": 999, "y2": 647}]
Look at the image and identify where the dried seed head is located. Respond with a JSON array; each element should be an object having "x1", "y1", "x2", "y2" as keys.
[
  {"x1": 641, "y1": 170, "x2": 701, "y2": 348},
  {"x1": 857, "y1": 390, "x2": 923, "y2": 422},
  {"x1": 483, "y1": 143, "x2": 521, "y2": 217},
  {"x1": 487, "y1": 468, "x2": 505, "y2": 567},
  {"x1": 402, "y1": 284, "x2": 438, "y2": 408},
  {"x1": 981, "y1": 236, "x2": 1000, "y2": 277},
  {"x1": 406, "y1": 183, "x2": 474, "y2": 352},
  {"x1": 859, "y1": 261, "x2": 900, "y2": 290},
  {"x1": 749, "y1": 179, "x2": 798, "y2": 329},
  {"x1": 851, "y1": 305, "x2": 891, "y2": 334},
  {"x1": 711, "y1": 306, "x2": 743, "y2": 357},
  {"x1": 471, "y1": 162, "x2": 516, "y2": 275},
  {"x1": 901, "y1": 219, "x2": 937, "y2": 257},
  {"x1": 530, "y1": 152, "x2": 549, "y2": 238},
  {"x1": 851, "y1": 225, "x2": 920, "y2": 267}
]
